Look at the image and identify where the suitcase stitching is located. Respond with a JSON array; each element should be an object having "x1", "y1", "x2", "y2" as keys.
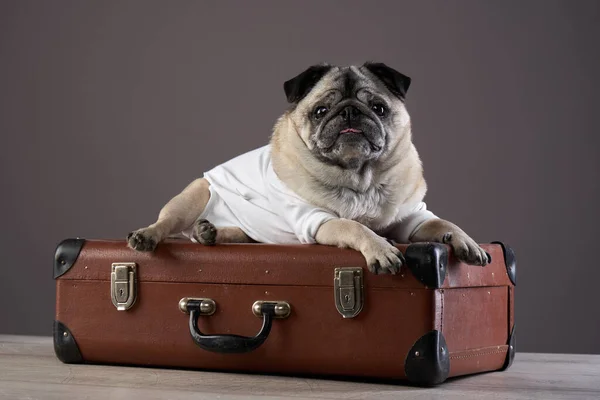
[{"x1": 449, "y1": 348, "x2": 507, "y2": 360}]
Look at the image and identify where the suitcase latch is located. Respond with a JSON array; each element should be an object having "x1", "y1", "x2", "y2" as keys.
[
  {"x1": 111, "y1": 263, "x2": 137, "y2": 311},
  {"x1": 334, "y1": 267, "x2": 364, "y2": 318}
]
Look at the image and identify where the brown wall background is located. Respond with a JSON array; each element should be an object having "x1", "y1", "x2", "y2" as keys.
[{"x1": 1, "y1": 0, "x2": 599, "y2": 354}]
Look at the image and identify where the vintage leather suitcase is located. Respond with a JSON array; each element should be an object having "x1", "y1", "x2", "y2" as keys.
[{"x1": 53, "y1": 238, "x2": 516, "y2": 386}]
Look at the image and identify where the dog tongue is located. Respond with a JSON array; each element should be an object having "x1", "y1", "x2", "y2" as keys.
[{"x1": 340, "y1": 128, "x2": 362, "y2": 134}]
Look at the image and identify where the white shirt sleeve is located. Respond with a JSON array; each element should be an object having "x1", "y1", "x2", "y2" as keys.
[
  {"x1": 266, "y1": 172, "x2": 337, "y2": 244},
  {"x1": 391, "y1": 202, "x2": 439, "y2": 243}
]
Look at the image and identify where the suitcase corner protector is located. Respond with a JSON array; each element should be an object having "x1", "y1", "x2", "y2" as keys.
[
  {"x1": 53, "y1": 320, "x2": 83, "y2": 364},
  {"x1": 54, "y1": 238, "x2": 86, "y2": 279},
  {"x1": 404, "y1": 330, "x2": 450, "y2": 386},
  {"x1": 404, "y1": 243, "x2": 448, "y2": 288},
  {"x1": 491, "y1": 241, "x2": 516, "y2": 286},
  {"x1": 501, "y1": 325, "x2": 516, "y2": 371}
]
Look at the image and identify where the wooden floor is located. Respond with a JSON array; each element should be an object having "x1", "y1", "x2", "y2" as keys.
[{"x1": 1, "y1": 335, "x2": 599, "y2": 400}]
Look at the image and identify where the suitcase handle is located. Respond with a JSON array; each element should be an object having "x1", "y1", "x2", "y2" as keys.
[{"x1": 182, "y1": 298, "x2": 290, "y2": 354}]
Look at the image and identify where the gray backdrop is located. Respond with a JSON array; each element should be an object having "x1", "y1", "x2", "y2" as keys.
[{"x1": 1, "y1": 0, "x2": 599, "y2": 354}]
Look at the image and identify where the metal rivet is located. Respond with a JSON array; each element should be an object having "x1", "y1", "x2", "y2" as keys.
[
  {"x1": 462, "y1": 293, "x2": 466, "y2": 297},
  {"x1": 400, "y1": 274, "x2": 405, "y2": 278},
  {"x1": 265, "y1": 291, "x2": 269, "y2": 295},
  {"x1": 440, "y1": 347, "x2": 445, "y2": 353},
  {"x1": 492, "y1": 272, "x2": 495, "y2": 277},
  {"x1": 274, "y1": 303, "x2": 291, "y2": 317},
  {"x1": 63, "y1": 332, "x2": 68, "y2": 337},
  {"x1": 178, "y1": 299, "x2": 188, "y2": 313},
  {"x1": 467, "y1": 273, "x2": 470, "y2": 279},
  {"x1": 199, "y1": 300, "x2": 214, "y2": 314},
  {"x1": 265, "y1": 270, "x2": 269, "y2": 274},
  {"x1": 59, "y1": 259, "x2": 65, "y2": 265},
  {"x1": 510, "y1": 345, "x2": 513, "y2": 350},
  {"x1": 415, "y1": 351, "x2": 420, "y2": 356},
  {"x1": 410, "y1": 292, "x2": 415, "y2": 296},
  {"x1": 488, "y1": 291, "x2": 491, "y2": 295}
]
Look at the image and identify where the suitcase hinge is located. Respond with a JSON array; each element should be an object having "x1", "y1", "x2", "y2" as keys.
[
  {"x1": 111, "y1": 263, "x2": 137, "y2": 311},
  {"x1": 334, "y1": 267, "x2": 364, "y2": 318}
]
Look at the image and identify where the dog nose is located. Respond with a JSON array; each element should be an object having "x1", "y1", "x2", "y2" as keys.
[{"x1": 340, "y1": 106, "x2": 361, "y2": 121}]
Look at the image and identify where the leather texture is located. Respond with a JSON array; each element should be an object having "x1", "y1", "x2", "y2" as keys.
[{"x1": 54, "y1": 239, "x2": 514, "y2": 383}]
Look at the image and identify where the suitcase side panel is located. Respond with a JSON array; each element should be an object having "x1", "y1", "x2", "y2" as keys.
[
  {"x1": 442, "y1": 287, "x2": 509, "y2": 351},
  {"x1": 55, "y1": 279, "x2": 435, "y2": 380},
  {"x1": 442, "y1": 286, "x2": 510, "y2": 378}
]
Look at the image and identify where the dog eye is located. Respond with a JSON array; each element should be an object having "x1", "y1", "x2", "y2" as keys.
[
  {"x1": 314, "y1": 106, "x2": 328, "y2": 119},
  {"x1": 372, "y1": 103, "x2": 387, "y2": 117}
]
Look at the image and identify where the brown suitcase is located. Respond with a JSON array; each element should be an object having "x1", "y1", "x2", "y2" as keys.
[{"x1": 53, "y1": 238, "x2": 516, "y2": 386}]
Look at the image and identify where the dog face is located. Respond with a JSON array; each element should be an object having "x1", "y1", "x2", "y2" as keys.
[{"x1": 283, "y1": 63, "x2": 412, "y2": 170}]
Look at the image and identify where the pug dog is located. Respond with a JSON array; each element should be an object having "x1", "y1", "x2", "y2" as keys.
[{"x1": 127, "y1": 62, "x2": 489, "y2": 274}]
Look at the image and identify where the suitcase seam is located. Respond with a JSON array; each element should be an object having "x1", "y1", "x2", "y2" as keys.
[
  {"x1": 449, "y1": 347, "x2": 507, "y2": 360},
  {"x1": 440, "y1": 290, "x2": 444, "y2": 334}
]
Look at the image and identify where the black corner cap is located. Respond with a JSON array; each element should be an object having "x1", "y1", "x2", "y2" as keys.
[
  {"x1": 54, "y1": 238, "x2": 85, "y2": 279},
  {"x1": 491, "y1": 241, "x2": 516, "y2": 286},
  {"x1": 404, "y1": 330, "x2": 450, "y2": 386},
  {"x1": 53, "y1": 320, "x2": 83, "y2": 363},
  {"x1": 501, "y1": 325, "x2": 516, "y2": 371},
  {"x1": 404, "y1": 242, "x2": 449, "y2": 288}
]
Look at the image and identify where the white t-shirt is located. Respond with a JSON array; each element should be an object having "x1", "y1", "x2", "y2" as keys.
[{"x1": 182, "y1": 145, "x2": 437, "y2": 244}]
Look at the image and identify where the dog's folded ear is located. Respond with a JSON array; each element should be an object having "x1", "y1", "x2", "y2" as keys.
[
  {"x1": 284, "y1": 64, "x2": 332, "y2": 103},
  {"x1": 363, "y1": 62, "x2": 411, "y2": 100}
]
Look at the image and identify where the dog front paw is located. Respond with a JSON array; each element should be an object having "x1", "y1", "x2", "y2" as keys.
[
  {"x1": 127, "y1": 228, "x2": 158, "y2": 252},
  {"x1": 362, "y1": 238, "x2": 405, "y2": 275},
  {"x1": 192, "y1": 219, "x2": 217, "y2": 246},
  {"x1": 442, "y1": 232, "x2": 490, "y2": 266}
]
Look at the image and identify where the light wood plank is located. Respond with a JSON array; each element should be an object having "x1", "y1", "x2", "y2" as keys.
[{"x1": 0, "y1": 335, "x2": 599, "y2": 400}]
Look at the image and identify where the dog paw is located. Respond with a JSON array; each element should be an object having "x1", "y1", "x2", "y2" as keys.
[
  {"x1": 442, "y1": 232, "x2": 490, "y2": 266},
  {"x1": 362, "y1": 237, "x2": 404, "y2": 275},
  {"x1": 192, "y1": 219, "x2": 217, "y2": 246},
  {"x1": 127, "y1": 228, "x2": 158, "y2": 252}
]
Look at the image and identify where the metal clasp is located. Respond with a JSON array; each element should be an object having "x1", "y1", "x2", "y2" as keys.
[
  {"x1": 334, "y1": 267, "x2": 364, "y2": 318},
  {"x1": 111, "y1": 263, "x2": 137, "y2": 311}
]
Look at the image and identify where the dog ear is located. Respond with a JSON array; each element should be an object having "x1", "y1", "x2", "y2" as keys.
[
  {"x1": 363, "y1": 62, "x2": 411, "y2": 100},
  {"x1": 284, "y1": 64, "x2": 332, "y2": 103}
]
